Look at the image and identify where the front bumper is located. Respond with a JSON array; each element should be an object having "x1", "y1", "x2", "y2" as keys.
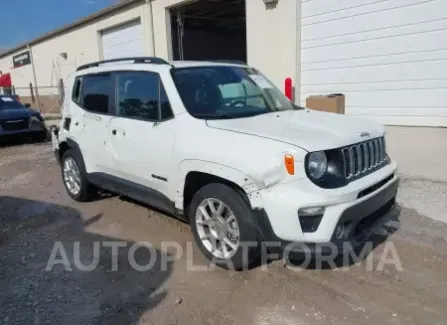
[
  {"x1": 0, "y1": 123, "x2": 47, "y2": 137},
  {"x1": 253, "y1": 161, "x2": 399, "y2": 253}
]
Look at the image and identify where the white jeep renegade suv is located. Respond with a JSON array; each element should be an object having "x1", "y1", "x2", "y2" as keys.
[{"x1": 52, "y1": 57, "x2": 399, "y2": 269}]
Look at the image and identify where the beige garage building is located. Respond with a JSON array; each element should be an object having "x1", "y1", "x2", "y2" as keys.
[
  {"x1": 1, "y1": 0, "x2": 446, "y2": 126},
  {"x1": 0, "y1": 0, "x2": 297, "y2": 114}
]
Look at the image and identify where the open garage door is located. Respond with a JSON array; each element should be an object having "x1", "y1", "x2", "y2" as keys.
[
  {"x1": 300, "y1": 0, "x2": 447, "y2": 126},
  {"x1": 170, "y1": 0, "x2": 246, "y2": 62},
  {"x1": 101, "y1": 19, "x2": 144, "y2": 60}
]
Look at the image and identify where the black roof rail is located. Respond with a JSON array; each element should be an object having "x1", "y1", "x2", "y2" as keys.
[
  {"x1": 207, "y1": 59, "x2": 247, "y2": 65},
  {"x1": 76, "y1": 57, "x2": 170, "y2": 71}
]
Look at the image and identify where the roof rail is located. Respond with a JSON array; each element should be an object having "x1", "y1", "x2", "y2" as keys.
[
  {"x1": 207, "y1": 60, "x2": 247, "y2": 65},
  {"x1": 76, "y1": 57, "x2": 170, "y2": 71}
]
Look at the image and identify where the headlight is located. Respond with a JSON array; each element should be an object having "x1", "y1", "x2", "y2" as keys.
[
  {"x1": 307, "y1": 151, "x2": 328, "y2": 179},
  {"x1": 29, "y1": 116, "x2": 42, "y2": 127}
]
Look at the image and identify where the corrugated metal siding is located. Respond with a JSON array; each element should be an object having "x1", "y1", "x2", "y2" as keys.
[{"x1": 300, "y1": 0, "x2": 447, "y2": 126}]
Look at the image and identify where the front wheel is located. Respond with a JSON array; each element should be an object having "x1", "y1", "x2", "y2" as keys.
[{"x1": 189, "y1": 183, "x2": 260, "y2": 270}]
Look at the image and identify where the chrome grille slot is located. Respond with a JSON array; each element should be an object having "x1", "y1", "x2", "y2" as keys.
[
  {"x1": 356, "y1": 145, "x2": 363, "y2": 174},
  {"x1": 342, "y1": 137, "x2": 387, "y2": 180},
  {"x1": 362, "y1": 143, "x2": 369, "y2": 170},
  {"x1": 352, "y1": 145, "x2": 360, "y2": 175},
  {"x1": 368, "y1": 141, "x2": 374, "y2": 168},
  {"x1": 374, "y1": 139, "x2": 380, "y2": 166},
  {"x1": 378, "y1": 137, "x2": 384, "y2": 162}
]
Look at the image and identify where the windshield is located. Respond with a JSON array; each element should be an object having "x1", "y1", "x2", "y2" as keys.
[
  {"x1": 172, "y1": 66, "x2": 302, "y2": 119},
  {"x1": 0, "y1": 96, "x2": 23, "y2": 110}
]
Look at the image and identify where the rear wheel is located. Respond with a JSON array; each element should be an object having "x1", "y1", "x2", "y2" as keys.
[
  {"x1": 61, "y1": 150, "x2": 96, "y2": 202},
  {"x1": 189, "y1": 183, "x2": 260, "y2": 270}
]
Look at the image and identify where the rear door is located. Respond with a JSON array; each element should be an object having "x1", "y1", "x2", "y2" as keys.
[
  {"x1": 69, "y1": 73, "x2": 115, "y2": 174},
  {"x1": 107, "y1": 70, "x2": 176, "y2": 200}
]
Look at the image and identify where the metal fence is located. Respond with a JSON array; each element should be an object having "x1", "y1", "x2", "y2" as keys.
[{"x1": 1, "y1": 80, "x2": 64, "y2": 114}]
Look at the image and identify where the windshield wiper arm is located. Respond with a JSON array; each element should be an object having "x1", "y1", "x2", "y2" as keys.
[
  {"x1": 292, "y1": 103, "x2": 305, "y2": 110},
  {"x1": 192, "y1": 113, "x2": 235, "y2": 119}
]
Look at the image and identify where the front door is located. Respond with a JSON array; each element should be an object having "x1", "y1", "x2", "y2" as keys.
[{"x1": 107, "y1": 70, "x2": 176, "y2": 200}]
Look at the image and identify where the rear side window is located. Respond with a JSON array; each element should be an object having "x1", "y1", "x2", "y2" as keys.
[
  {"x1": 116, "y1": 71, "x2": 173, "y2": 121},
  {"x1": 78, "y1": 74, "x2": 113, "y2": 114}
]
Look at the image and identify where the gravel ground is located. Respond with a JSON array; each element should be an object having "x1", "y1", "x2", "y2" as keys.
[{"x1": 1, "y1": 137, "x2": 447, "y2": 325}]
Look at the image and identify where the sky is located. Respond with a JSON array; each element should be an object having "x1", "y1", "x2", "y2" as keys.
[{"x1": 0, "y1": 0, "x2": 119, "y2": 51}]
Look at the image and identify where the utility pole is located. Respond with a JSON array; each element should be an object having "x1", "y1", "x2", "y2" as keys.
[{"x1": 27, "y1": 44, "x2": 41, "y2": 112}]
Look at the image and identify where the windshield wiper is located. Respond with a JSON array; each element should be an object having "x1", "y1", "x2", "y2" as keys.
[
  {"x1": 292, "y1": 103, "x2": 305, "y2": 110},
  {"x1": 192, "y1": 113, "x2": 236, "y2": 119}
]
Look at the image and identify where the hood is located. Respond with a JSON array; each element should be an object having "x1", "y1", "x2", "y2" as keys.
[
  {"x1": 0, "y1": 108, "x2": 38, "y2": 120},
  {"x1": 206, "y1": 109, "x2": 385, "y2": 152}
]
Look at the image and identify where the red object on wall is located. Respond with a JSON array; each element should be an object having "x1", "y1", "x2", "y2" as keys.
[
  {"x1": 0, "y1": 73, "x2": 12, "y2": 87},
  {"x1": 285, "y1": 77, "x2": 293, "y2": 100}
]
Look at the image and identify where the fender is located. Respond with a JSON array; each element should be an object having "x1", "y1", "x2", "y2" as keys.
[
  {"x1": 174, "y1": 160, "x2": 266, "y2": 211},
  {"x1": 66, "y1": 138, "x2": 82, "y2": 156},
  {"x1": 61, "y1": 138, "x2": 91, "y2": 174}
]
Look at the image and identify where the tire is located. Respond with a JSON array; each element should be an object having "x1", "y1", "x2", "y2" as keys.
[
  {"x1": 61, "y1": 149, "x2": 96, "y2": 202},
  {"x1": 189, "y1": 183, "x2": 260, "y2": 270}
]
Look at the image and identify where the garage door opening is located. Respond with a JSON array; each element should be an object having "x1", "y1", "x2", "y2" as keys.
[{"x1": 170, "y1": 0, "x2": 246, "y2": 62}]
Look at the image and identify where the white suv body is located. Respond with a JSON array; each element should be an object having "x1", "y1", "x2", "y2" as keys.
[{"x1": 52, "y1": 57, "x2": 399, "y2": 269}]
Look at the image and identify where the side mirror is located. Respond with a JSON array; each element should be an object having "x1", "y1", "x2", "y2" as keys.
[{"x1": 25, "y1": 103, "x2": 31, "y2": 108}]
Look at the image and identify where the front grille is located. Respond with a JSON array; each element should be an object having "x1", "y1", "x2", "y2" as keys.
[
  {"x1": 0, "y1": 118, "x2": 29, "y2": 131},
  {"x1": 342, "y1": 137, "x2": 386, "y2": 179}
]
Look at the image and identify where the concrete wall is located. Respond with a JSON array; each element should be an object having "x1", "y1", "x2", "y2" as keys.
[{"x1": 246, "y1": 0, "x2": 299, "y2": 99}]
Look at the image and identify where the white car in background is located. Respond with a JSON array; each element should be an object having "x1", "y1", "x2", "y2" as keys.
[{"x1": 52, "y1": 57, "x2": 399, "y2": 269}]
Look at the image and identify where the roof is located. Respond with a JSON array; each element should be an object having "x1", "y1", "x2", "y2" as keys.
[
  {"x1": 0, "y1": 0, "x2": 143, "y2": 58},
  {"x1": 70, "y1": 59, "x2": 248, "y2": 77}
]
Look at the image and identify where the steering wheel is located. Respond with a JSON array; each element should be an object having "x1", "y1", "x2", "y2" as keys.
[{"x1": 230, "y1": 100, "x2": 246, "y2": 108}]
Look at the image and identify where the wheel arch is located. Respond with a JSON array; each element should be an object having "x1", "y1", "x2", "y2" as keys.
[
  {"x1": 58, "y1": 138, "x2": 85, "y2": 168},
  {"x1": 175, "y1": 160, "x2": 264, "y2": 217}
]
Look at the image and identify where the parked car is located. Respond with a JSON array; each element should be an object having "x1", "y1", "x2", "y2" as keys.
[
  {"x1": 51, "y1": 57, "x2": 399, "y2": 269},
  {"x1": 0, "y1": 95, "x2": 48, "y2": 142}
]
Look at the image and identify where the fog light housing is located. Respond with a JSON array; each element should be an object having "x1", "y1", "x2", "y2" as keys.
[
  {"x1": 334, "y1": 222, "x2": 351, "y2": 240},
  {"x1": 298, "y1": 207, "x2": 325, "y2": 233},
  {"x1": 298, "y1": 206, "x2": 325, "y2": 217}
]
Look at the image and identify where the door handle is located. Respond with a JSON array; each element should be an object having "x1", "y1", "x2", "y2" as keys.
[{"x1": 112, "y1": 129, "x2": 117, "y2": 135}]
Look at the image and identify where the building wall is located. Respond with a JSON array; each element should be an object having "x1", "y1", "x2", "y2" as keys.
[
  {"x1": 246, "y1": 0, "x2": 299, "y2": 99},
  {"x1": 0, "y1": 48, "x2": 34, "y2": 96}
]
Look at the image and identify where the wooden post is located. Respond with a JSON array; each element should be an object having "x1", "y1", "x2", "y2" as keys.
[{"x1": 29, "y1": 83, "x2": 35, "y2": 103}]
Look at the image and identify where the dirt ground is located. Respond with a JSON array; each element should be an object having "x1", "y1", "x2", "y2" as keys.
[{"x1": 1, "y1": 141, "x2": 447, "y2": 325}]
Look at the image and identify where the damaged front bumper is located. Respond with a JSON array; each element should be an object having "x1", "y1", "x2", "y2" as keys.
[{"x1": 251, "y1": 161, "x2": 399, "y2": 257}]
